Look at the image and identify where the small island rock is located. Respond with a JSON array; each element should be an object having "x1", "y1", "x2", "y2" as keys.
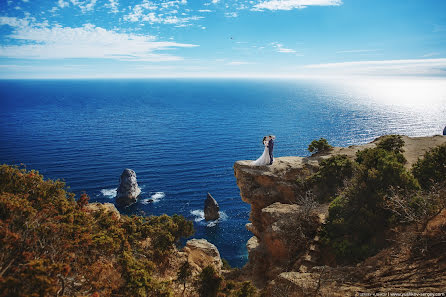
[
  {"x1": 115, "y1": 169, "x2": 141, "y2": 207},
  {"x1": 204, "y1": 192, "x2": 220, "y2": 221}
]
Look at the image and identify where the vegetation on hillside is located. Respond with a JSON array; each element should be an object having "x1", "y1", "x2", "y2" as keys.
[
  {"x1": 0, "y1": 164, "x2": 194, "y2": 297},
  {"x1": 304, "y1": 136, "x2": 446, "y2": 263}
]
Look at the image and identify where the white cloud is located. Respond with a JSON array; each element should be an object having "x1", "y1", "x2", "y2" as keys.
[
  {"x1": 303, "y1": 58, "x2": 446, "y2": 76},
  {"x1": 198, "y1": 9, "x2": 213, "y2": 12},
  {"x1": 56, "y1": 0, "x2": 98, "y2": 13},
  {"x1": 124, "y1": 0, "x2": 202, "y2": 26},
  {"x1": 253, "y1": 0, "x2": 342, "y2": 11},
  {"x1": 422, "y1": 52, "x2": 440, "y2": 58},
  {"x1": 228, "y1": 61, "x2": 254, "y2": 65},
  {"x1": 224, "y1": 12, "x2": 238, "y2": 18},
  {"x1": 271, "y1": 42, "x2": 296, "y2": 53},
  {"x1": 58, "y1": 0, "x2": 69, "y2": 8},
  {"x1": 336, "y1": 49, "x2": 381, "y2": 54},
  {"x1": 105, "y1": 0, "x2": 119, "y2": 13},
  {"x1": 0, "y1": 17, "x2": 198, "y2": 61}
]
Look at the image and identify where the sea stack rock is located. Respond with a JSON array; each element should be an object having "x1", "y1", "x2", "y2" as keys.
[
  {"x1": 115, "y1": 169, "x2": 141, "y2": 207},
  {"x1": 204, "y1": 192, "x2": 220, "y2": 221}
]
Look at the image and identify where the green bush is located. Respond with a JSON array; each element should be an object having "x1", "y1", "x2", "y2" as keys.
[
  {"x1": 377, "y1": 135, "x2": 405, "y2": 154},
  {"x1": 233, "y1": 281, "x2": 257, "y2": 297},
  {"x1": 322, "y1": 145, "x2": 420, "y2": 262},
  {"x1": 197, "y1": 266, "x2": 222, "y2": 297},
  {"x1": 412, "y1": 144, "x2": 446, "y2": 189},
  {"x1": 308, "y1": 138, "x2": 333, "y2": 154},
  {"x1": 309, "y1": 155, "x2": 354, "y2": 202}
]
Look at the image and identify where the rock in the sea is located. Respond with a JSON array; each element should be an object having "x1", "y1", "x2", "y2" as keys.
[
  {"x1": 204, "y1": 192, "x2": 220, "y2": 221},
  {"x1": 115, "y1": 169, "x2": 141, "y2": 207}
]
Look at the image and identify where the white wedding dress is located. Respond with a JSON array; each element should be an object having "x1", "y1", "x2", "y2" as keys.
[{"x1": 252, "y1": 140, "x2": 271, "y2": 166}]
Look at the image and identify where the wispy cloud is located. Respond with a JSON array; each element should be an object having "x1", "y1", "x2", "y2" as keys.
[
  {"x1": 224, "y1": 12, "x2": 238, "y2": 18},
  {"x1": 252, "y1": 0, "x2": 342, "y2": 11},
  {"x1": 271, "y1": 42, "x2": 297, "y2": 53},
  {"x1": 105, "y1": 0, "x2": 119, "y2": 13},
  {"x1": 303, "y1": 58, "x2": 446, "y2": 76},
  {"x1": 227, "y1": 61, "x2": 254, "y2": 65},
  {"x1": 0, "y1": 17, "x2": 198, "y2": 61},
  {"x1": 124, "y1": 0, "x2": 202, "y2": 26},
  {"x1": 57, "y1": 0, "x2": 98, "y2": 13},
  {"x1": 422, "y1": 52, "x2": 440, "y2": 58},
  {"x1": 336, "y1": 49, "x2": 381, "y2": 54}
]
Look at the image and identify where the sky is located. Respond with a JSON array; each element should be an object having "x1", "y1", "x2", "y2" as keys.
[{"x1": 0, "y1": 0, "x2": 446, "y2": 78}]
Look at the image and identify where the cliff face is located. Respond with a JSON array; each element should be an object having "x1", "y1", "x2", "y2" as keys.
[{"x1": 234, "y1": 135, "x2": 446, "y2": 293}]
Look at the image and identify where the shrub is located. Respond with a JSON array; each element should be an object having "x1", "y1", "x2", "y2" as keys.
[
  {"x1": 221, "y1": 258, "x2": 232, "y2": 270},
  {"x1": 309, "y1": 155, "x2": 354, "y2": 202},
  {"x1": 412, "y1": 144, "x2": 446, "y2": 189},
  {"x1": 197, "y1": 266, "x2": 222, "y2": 297},
  {"x1": 377, "y1": 135, "x2": 405, "y2": 154},
  {"x1": 233, "y1": 281, "x2": 257, "y2": 297},
  {"x1": 176, "y1": 261, "x2": 192, "y2": 295},
  {"x1": 322, "y1": 145, "x2": 420, "y2": 262},
  {"x1": 308, "y1": 138, "x2": 333, "y2": 154}
]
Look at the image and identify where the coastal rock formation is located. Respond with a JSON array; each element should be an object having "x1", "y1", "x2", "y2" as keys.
[
  {"x1": 204, "y1": 192, "x2": 220, "y2": 221},
  {"x1": 234, "y1": 135, "x2": 446, "y2": 290},
  {"x1": 115, "y1": 168, "x2": 141, "y2": 207},
  {"x1": 182, "y1": 239, "x2": 223, "y2": 274},
  {"x1": 84, "y1": 202, "x2": 121, "y2": 220}
]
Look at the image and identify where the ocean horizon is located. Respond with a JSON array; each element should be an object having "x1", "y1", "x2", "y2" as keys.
[{"x1": 1, "y1": 77, "x2": 445, "y2": 267}]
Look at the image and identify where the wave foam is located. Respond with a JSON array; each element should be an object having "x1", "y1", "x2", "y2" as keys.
[
  {"x1": 100, "y1": 188, "x2": 117, "y2": 198},
  {"x1": 140, "y1": 192, "x2": 165, "y2": 205},
  {"x1": 190, "y1": 210, "x2": 228, "y2": 227},
  {"x1": 151, "y1": 192, "x2": 165, "y2": 202}
]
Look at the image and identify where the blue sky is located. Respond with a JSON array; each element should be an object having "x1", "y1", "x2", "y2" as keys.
[{"x1": 1, "y1": 0, "x2": 446, "y2": 78}]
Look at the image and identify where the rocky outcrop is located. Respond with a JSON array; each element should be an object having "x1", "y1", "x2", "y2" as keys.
[
  {"x1": 234, "y1": 135, "x2": 446, "y2": 289},
  {"x1": 204, "y1": 192, "x2": 220, "y2": 221},
  {"x1": 115, "y1": 169, "x2": 141, "y2": 207},
  {"x1": 182, "y1": 239, "x2": 223, "y2": 274},
  {"x1": 84, "y1": 202, "x2": 121, "y2": 220}
]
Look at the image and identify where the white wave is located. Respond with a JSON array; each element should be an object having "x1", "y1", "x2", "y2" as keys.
[
  {"x1": 139, "y1": 192, "x2": 165, "y2": 205},
  {"x1": 100, "y1": 188, "x2": 117, "y2": 198},
  {"x1": 190, "y1": 209, "x2": 205, "y2": 222},
  {"x1": 150, "y1": 192, "x2": 165, "y2": 202},
  {"x1": 190, "y1": 210, "x2": 228, "y2": 227}
]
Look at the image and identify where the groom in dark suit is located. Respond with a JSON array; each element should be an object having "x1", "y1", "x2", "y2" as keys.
[{"x1": 268, "y1": 135, "x2": 274, "y2": 165}]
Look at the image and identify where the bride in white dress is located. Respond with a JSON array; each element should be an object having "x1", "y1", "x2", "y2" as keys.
[{"x1": 252, "y1": 136, "x2": 271, "y2": 166}]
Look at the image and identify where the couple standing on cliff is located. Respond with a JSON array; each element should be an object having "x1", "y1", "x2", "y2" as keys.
[{"x1": 252, "y1": 135, "x2": 275, "y2": 166}]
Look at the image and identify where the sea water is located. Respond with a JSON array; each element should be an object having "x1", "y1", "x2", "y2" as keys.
[{"x1": 1, "y1": 77, "x2": 445, "y2": 267}]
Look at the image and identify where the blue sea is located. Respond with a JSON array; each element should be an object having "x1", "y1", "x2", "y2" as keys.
[{"x1": 1, "y1": 78, "x2": 445, "y2": 267}]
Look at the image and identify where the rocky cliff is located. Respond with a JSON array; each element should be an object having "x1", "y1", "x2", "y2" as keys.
[{"x1": 234, "y1": 135, "x2": 446, "y2": 294}]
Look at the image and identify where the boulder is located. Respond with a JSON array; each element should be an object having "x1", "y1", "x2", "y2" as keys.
[
  {"x1": 84, "y1": 202, "x2": 121, "y2": 220},
  {"x1": 115, "y1": 169, "x2": 141, "y2": 207},
  {"x1": 182, "y1": 239, "x2": 223, "y2": 274},
  {"x1": 204, "y1": 192, "x2": 220, "y2": 221}
]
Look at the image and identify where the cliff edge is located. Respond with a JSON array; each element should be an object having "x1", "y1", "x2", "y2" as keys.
[{"x1": 234, "y1": 135, "x2": 446, "y2": 295}]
